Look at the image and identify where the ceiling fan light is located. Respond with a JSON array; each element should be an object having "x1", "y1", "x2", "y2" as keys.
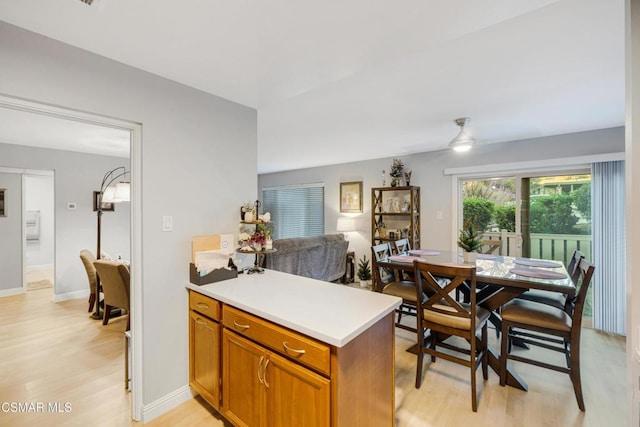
[{"x1": 448, "y1": 117, "x2": 476, "y2": 152}]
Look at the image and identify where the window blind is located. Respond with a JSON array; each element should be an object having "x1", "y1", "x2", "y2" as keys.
[
  {"x1": 592, "y1": 160, "x2": 626, "y2": 335},
  {"x1": 262, "y1": 184, "x2": 324, "y2": 239}
]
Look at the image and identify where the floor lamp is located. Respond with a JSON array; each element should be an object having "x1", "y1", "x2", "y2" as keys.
[{"x1": 92, "y1": 166, "x2": 130, "y2": 320}]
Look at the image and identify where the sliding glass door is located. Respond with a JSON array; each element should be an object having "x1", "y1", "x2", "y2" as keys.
[{"x1": 460, "y1": 171, "x2": 592, "y2": 266}]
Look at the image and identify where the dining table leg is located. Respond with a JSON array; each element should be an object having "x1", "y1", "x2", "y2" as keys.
[{"x1": 487, "y1": 347, "x2": 528, "y2": 391}]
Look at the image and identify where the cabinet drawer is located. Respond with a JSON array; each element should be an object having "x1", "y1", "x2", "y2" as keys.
[
  {"x1": 223, "y1": 305, "x2": 330, "y2": 376},
  {"x1": 189, "y1": 291, "x2": 221, "y2": 321}
]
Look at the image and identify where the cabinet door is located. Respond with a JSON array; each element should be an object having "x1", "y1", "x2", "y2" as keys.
[
  {"x1": 264, "y1": 351, "x2": 330, "y2": 427},
  {"x1": 189, "y1": 310, "x2": 221, "y2": 410},
  {"x1": 222, "y1": 329, "x2": 265, "y2": 427}
]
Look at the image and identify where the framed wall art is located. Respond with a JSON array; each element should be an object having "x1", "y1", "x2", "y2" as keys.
[{"x1": 340, "y1": 181, "x2": 363, "y2": 213}]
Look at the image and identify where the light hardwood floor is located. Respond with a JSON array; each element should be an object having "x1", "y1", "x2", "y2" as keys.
[{"x1": 0, "y1": 288, "x2": 626, "y2": 426}]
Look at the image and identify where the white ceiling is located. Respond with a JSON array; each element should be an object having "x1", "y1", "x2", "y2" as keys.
[{"x1": 0, "y1": 0, "x2": 625, "y2": 173}]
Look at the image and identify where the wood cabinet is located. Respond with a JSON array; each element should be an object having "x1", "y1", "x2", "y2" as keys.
[
  {"x1": 222, "y1": 329, "x2": 330, "y2": 427},
  {"x1": 189, "y1": 289, "x2": 396, "y2": 427},
  {"x1": 189, "y1": 293, "x2": 222, "y2": 409},
  {"x1": 371, "y1": 185, "x2": 420, "y2": 250}
]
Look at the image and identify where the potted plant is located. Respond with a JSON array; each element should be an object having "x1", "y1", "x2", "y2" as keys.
[
  {"x1": 457, "y1": 218, "x2": 482, "y2": 263},
  {"x1": 257, "y1": 222, "x2": 274, "y2": 250},
  {"x1": 357, "y1": 255, "x2": 372, "y2": 288},
  {"x1": 389, "y1": 158, "x2": 404, "y2": 187}
]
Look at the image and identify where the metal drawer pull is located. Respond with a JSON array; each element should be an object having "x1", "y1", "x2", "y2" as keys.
[
  {"x1": 283, "y1": 342, "x2": 306, "y2": 355},
  {"x1": 233, "y1": 320, "x2": 250, "y2": 330},
  {"x1": 257, "y1": 356, "x2": 264, "y2": 385},
  {"x1": 263, "y1": 359, "x2": 270, "y2": 388},
  {"x1": 195, "y1": 318, "x2": 208, "y2": 326},
  {"x1": 196, "y1": 302, "x2": 209, "y2": 309}
]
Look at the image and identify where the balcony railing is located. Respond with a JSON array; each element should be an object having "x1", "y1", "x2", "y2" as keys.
[{"x1": 482, "y1": 231, "x2": 592, "y2": 267}]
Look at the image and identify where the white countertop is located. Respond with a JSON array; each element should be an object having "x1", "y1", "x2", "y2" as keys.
[{"x1": 186, "y1": 269, "x2": 401, "y2": 347}]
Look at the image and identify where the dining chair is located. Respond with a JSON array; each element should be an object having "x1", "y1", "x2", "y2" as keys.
[
  {"x1": 94, "y1": 260, "x2": 131, "y2": 330},
  {"x1": 371, "y1": 243, "x2": 419, "y2": 332},
  {"x1": 79, "y1": 249, "x2": 98, "y2": 312},
  {"x1": 499, "y1": 258, "x2": 595, "y2": 411},
  {"x1": 393, "y1": 238, "x2": 411, "y2": 254},
  {"x1": 480, "y1": 239, "x2": 502, "y2": 255},
  {"x1": 413, "y1": 260, "x2": 489, "y2": 412},
  {"x1": 516, "y1": 250, "x2": 585, "y2": 311},
  {"x1": 393, "y1": 238, "x2": 415, "y2": 281}
]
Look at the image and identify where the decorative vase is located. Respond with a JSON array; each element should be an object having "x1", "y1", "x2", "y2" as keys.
[
  {"x1": 391, "y1": 178, "x2": 398, "y2": 187},
  {"x1": 360, "y1": 280, "x2": 368, "y2": 288},
  {"x1": 463, "y1": 251, "x2": 477, "y2": 263},
  {"x1": 265, "y1": 239, "x2": 273, "y2": 250}
]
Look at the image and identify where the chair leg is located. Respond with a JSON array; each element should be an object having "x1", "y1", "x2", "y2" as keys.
[
  {"x1": 470, "y1": 332, "x2": 478, "y2": 412},
  {"x1": 416, "y1": 326, "x2": 425, "y2": 388},
  {"x1": 481, "y1": 324, "x2": 488, "y2": 380},
  {"x1": 499, "y1": 321, "x2": 509, "y2": 386},
  {"x1": 569, "y1": 341, "x2": 585, "y2": 411},
  {"x1": 88, "y1": 293, "x2": 96, "y2": 312},
  {"x1": 103, "y1": 304, "x2": 112, "y2": 325},
  {"x1": 430, "y1": 332, "x2": 437, "y2": 363}
]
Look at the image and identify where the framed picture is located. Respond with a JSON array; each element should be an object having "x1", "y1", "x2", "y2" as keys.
[
  {"x1": 93, "y1": 191, "x2": 115, "y2": 212},
  {"x1": 0, "y1": 189, "x2": 5, "y2": 217},
  {"x1": 340, "y1": 181, "x2": 363, "y2": 213}
]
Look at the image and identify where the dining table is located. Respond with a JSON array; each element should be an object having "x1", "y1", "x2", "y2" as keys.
[{"x1": 373, "y1": 249, "x2": 576, "y2": 391}]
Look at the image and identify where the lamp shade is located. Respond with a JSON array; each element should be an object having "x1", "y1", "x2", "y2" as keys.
[
  {"x1": 113, "y1": 182, "x2": 130, "y2": 202},
  {"x1": 336, "y1": 217, "x2": 356, "y2": 232},
  {"x1": 448, "y1": 117, "x2": 476, "y2": 152},
  {"x1": 101, "y1": 186, "x2": 116, "y2": 203}
]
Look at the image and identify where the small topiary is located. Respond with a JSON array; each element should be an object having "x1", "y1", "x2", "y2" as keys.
[{"x1": 357, "y1": 255, "x2": 372, "y2": 281}]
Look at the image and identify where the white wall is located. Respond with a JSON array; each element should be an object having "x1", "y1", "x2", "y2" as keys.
[
  {"x1": 0, "y1": 21, "x2": 257, "y2": 413},
  {"x1": 0, "y1": 143, "x2": 131, "y2": 297},
  {"x1": 25, "y1": 174, "x2": 54, "y2": 269},
  {"x1": 625, "y1": 0, "x2": 639, "y2": 424},
  {"x1": 0, "y1": 172, "x2": 22, "y2": 292},
  {"x1": 259, "y1": 127, "x2": 624, "y2": 264}
]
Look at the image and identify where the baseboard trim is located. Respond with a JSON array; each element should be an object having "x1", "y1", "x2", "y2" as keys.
[
  {"x1": 53, "y1": 289, "x2": 89, "y2": 303},
  {"x1": 142, "y1": 385, "x2": 195, "y2": 423},
  {"x1": 0, "y1": 287, "x2": 26, "y2": 298}
]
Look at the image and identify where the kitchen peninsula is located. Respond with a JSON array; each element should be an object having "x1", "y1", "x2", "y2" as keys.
[{"x1": 186, "y1": 269, "x2": 401, "y2": 426}]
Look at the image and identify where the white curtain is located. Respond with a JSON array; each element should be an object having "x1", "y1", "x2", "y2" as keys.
[{"x1": 592, "y1": 160, "x2": 626, "y2": 335}]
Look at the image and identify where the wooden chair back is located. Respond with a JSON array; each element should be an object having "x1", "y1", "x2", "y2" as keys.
[
  {"x1": 569, "y1": 258, "x2": 595, "y2": 334},
  {"x1": 414, "y1": 261, "x2": 478, "y2": 335},
  {"x1": 393, "y1": 238, "x2": 411, "y2": 255},
  {"x1": 371, "y1": 243, "x2": 395, "y2": 291},
  {"x1": 480, "y1": 240, "x2": 502, "y2": 255},
  {"x1": 567, "y1": 249, "x2": 586, "y2": 284}
]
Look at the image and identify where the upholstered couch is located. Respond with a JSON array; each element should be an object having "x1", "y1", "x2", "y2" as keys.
[{"x1": 265, "y1": 234, "x2": 349, "y2": 282}]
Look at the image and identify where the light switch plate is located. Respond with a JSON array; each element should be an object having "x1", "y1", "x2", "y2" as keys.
[
  {"x1": 67, "y1": 203, "x2": 77, "y2": 210},
  {"x1": 162, "y1": 216, "x2": 173, "y2": 231}
]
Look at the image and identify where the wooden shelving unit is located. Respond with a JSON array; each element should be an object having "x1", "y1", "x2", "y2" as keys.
[{"x1": 371, "y1": 186, "x2": 420, "y2": 249}]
